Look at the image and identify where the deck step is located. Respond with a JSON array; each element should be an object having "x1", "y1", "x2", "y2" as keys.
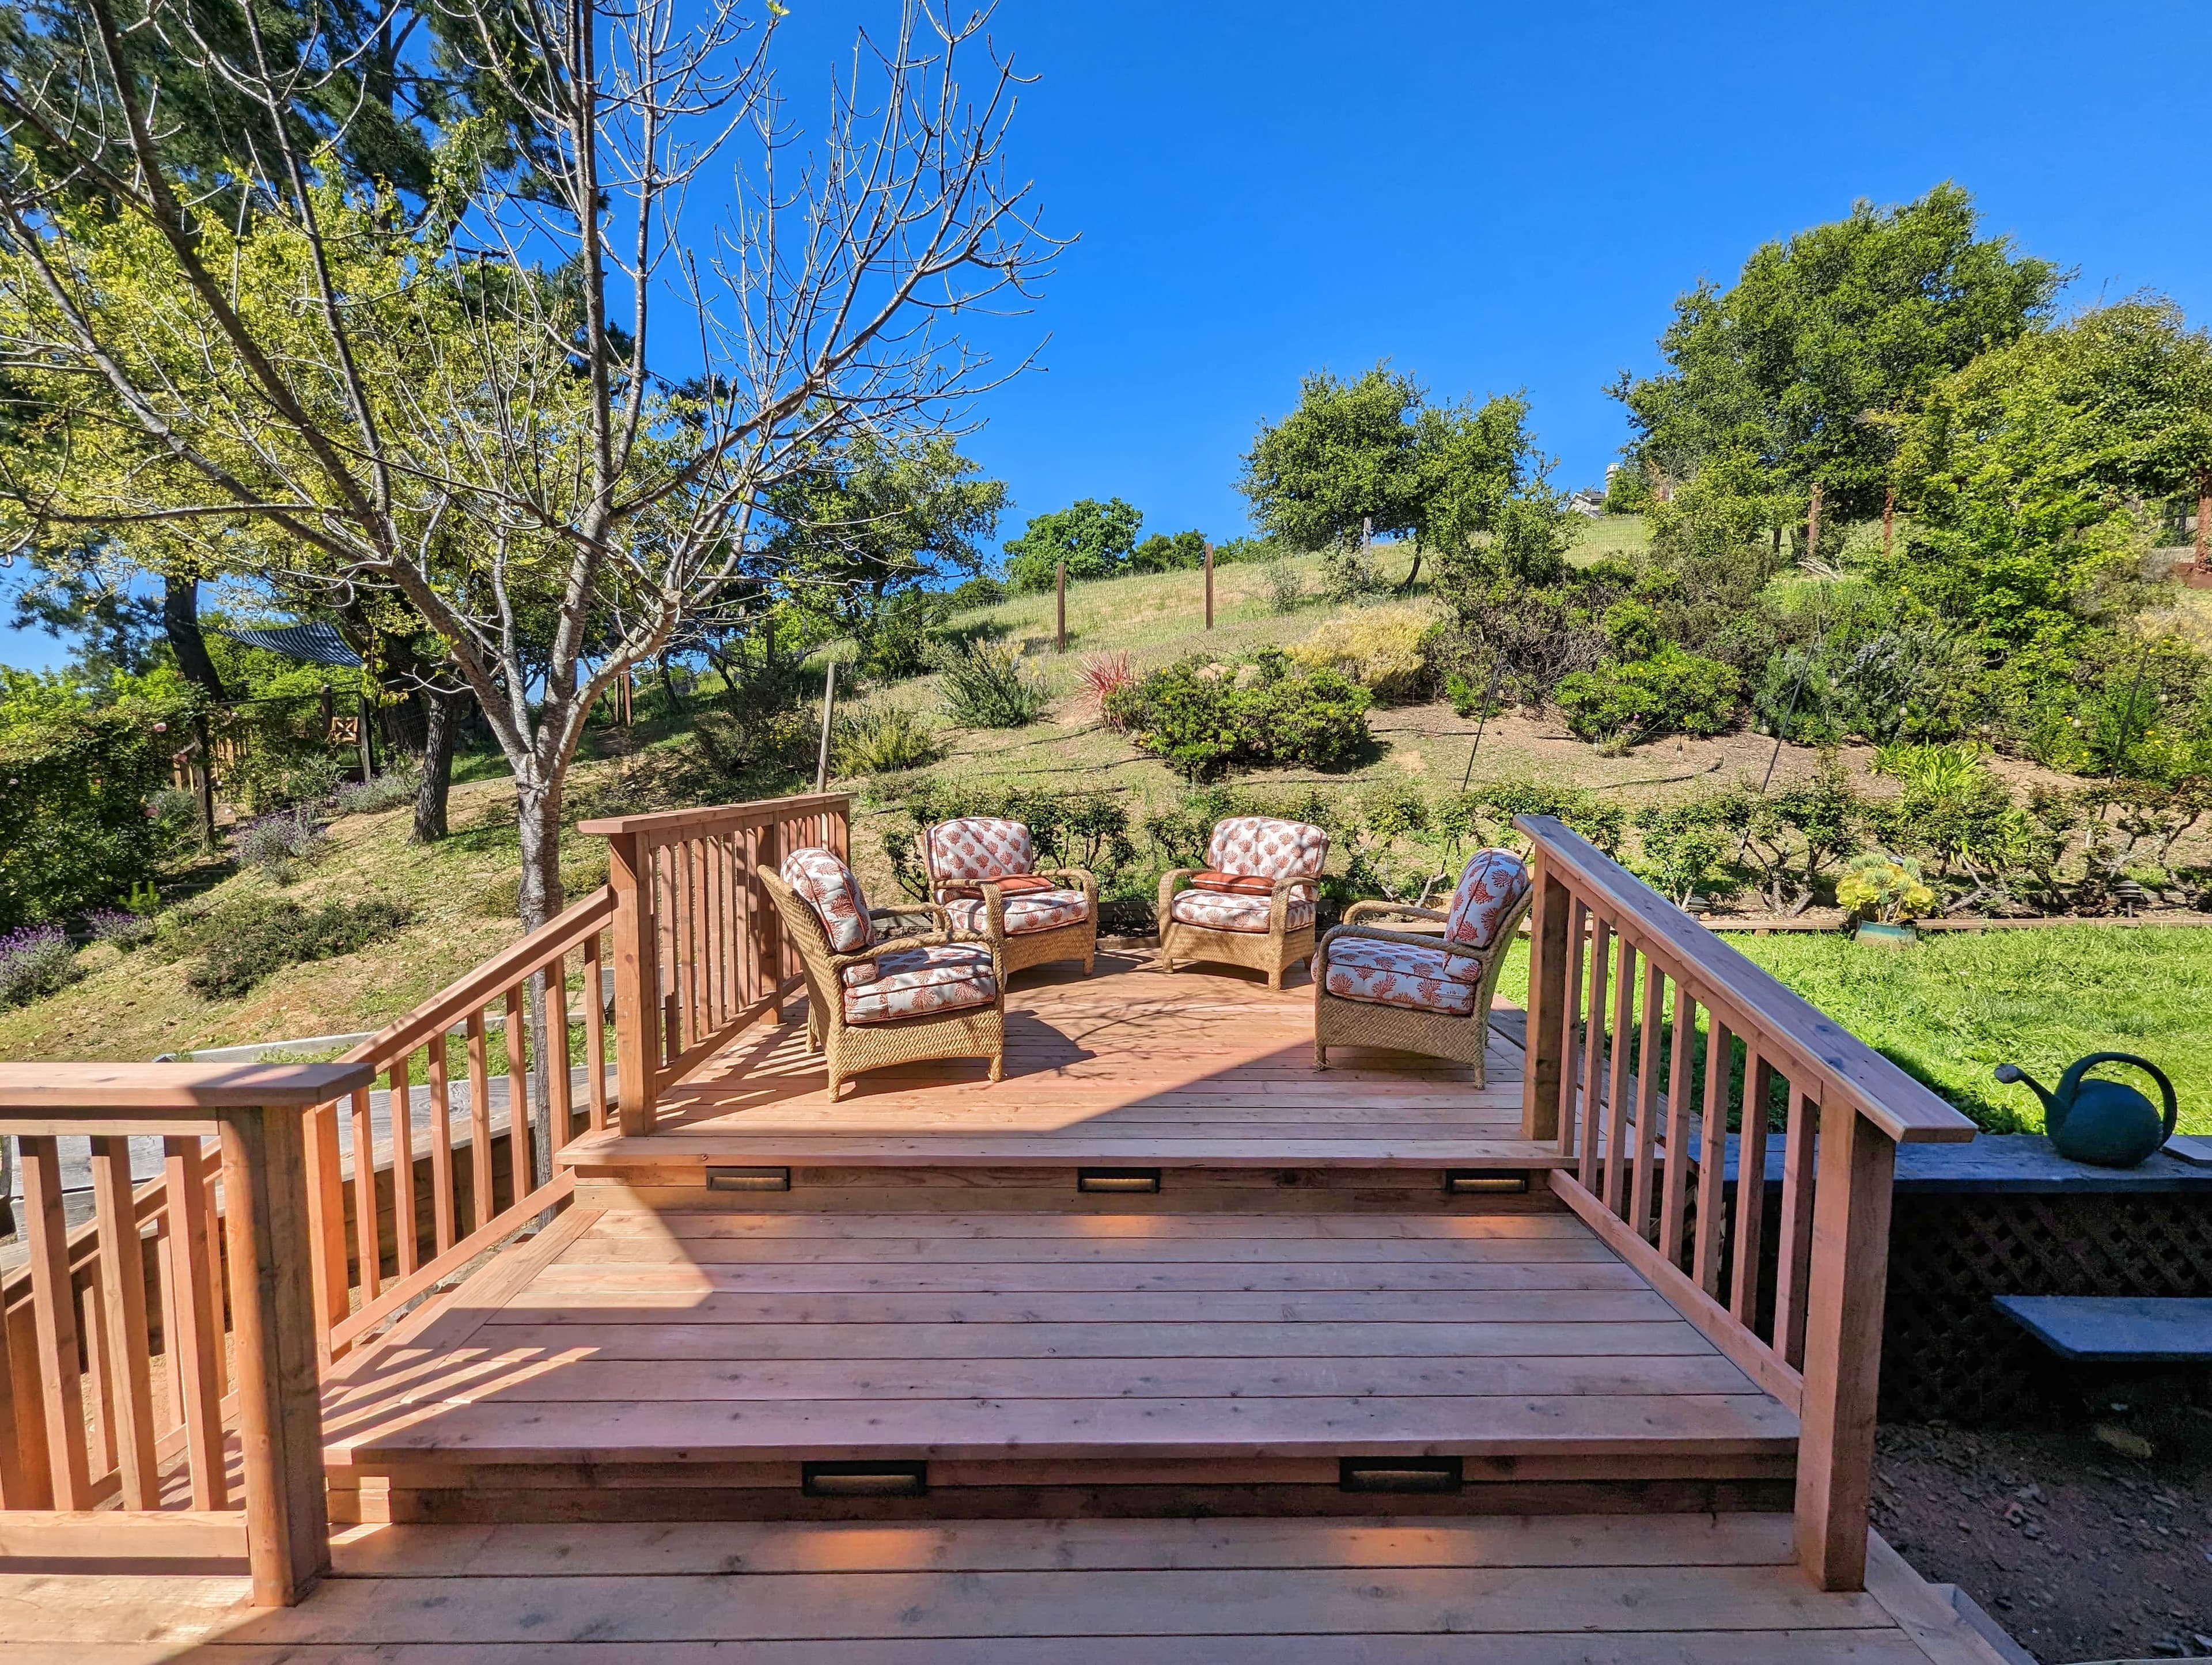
[{"x1": 325, "y1": 1207, "x2": 1798, "y2": 1524}]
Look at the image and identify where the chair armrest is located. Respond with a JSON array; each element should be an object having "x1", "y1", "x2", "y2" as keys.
[
  {"x1": 1157, "y1": 867, "x2": 1197, "y2": 916},
  {"x1": 1345, "y1": 898, "x2": 1444, "y2": 926},
  {"x1": 1035, "y1": 866, "x2": 1096, "y2": 892}
]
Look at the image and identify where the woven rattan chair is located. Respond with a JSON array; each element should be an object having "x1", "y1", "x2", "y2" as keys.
[
  {"x1": 1157, "y1": 816, "x2": 1328, "y2": 990},
  {"x1": 1313, "y1": 848, "x2": 1533, "y2": 1084},
  {"x1": 922, "y1": 816, "x2": 1098, "y2": 980},
  {"x1": 763, "y1": 849, "x2": 1005, "y2": 1100}
]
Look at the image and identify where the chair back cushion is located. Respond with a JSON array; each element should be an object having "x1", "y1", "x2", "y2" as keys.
[
  {"x1": 781, "y1": 848, "x2": 874, "y2": 954},
  {"x1": 926, "y1": 818, "x2": 1036, "y2": 892},
  {"x1": 1205, "y1": 817, "x2": 1328, "y2": 883},
  {"x1": 1444, "y1": 848, "x2": 1532, "y2": 950}
]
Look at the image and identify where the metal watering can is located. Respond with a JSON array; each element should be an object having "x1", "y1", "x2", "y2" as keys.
[{"x1": 1993, "y1": 1053, "x2": 2178, "y2": 1169}]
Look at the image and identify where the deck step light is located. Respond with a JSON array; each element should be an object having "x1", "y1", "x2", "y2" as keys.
[
  {"x1": 802, "y1": 1461, "x2": 927, "y2": 1498},
  {"x1": 1077, "y1": 1167, "x2": 1161, "y2": 1194},
  {"x1": 1444, "y1": 1170, "x2": 1528, "y2": 1196},
  {"x1": 1340, "y1": 1457, "x2": 1463, "y2": 1495},
  {"x1": 707, "y1": 1166, "x2": 791, "y2": 1192}
]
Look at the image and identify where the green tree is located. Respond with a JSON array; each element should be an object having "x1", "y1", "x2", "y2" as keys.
[
  {"x1": 1129, "y1": 529, "x2": 1208, "y2": 573},
  {"x1": 1002, "y1": 498, "x2": 1142, "y2": 591}
]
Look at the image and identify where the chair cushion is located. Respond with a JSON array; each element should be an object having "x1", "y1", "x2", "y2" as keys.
[
  {"x1": 1190, "y1": 869, "x2": 1275, "y2": 897},
  {"x1": 1170, "y1": 886, "x2": 1316, "y2": 934},
  {"x1": 782, "y1": 848, "x2": 874, "y2": 954},
  {"x1": 1445, "y1": 848, "x2": 1533, "y2": 950},
  {"x1": 927, "y1": 817, "x2": 1036, "y2": 893},
  {"x1": 1205, "y1": 816, "x2": 1328, "y2": 882},
  {"x1": 1322, "y1": 934, "x2": 1479, "y2": 1017},
  {"x1": 842, "y1": 942, "x2": 999, "y2": 1025},
  {"x1": 944, "y1": 888, "x2": 1091, "y2": 936}
]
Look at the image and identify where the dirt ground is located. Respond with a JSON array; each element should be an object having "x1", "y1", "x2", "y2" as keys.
[{"x1": 1873, "y1": 1402, "x2": 2212, "y2": 1662}]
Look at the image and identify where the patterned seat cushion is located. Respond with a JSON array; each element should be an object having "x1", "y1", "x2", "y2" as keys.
[
  {"x1": 782, "y1": 848, "x2": 874, "y2": 953},
  {"x1": 1445, "y1": 848, "x2": 1533, "y2": 950},
  {"x1": 927, "y1": 817, "x2": 1036, "y2": 898},
  {"x1": 944, "y1": 888, "x2": 1090, "y2": 936},
  {"x1": 842, "y1": 942, "x2": 999, "y2": 1025},
  {"x1": 1322, "y1": 934, "x2": 1479, "y2": 1017},
  {"x1": 1169, "y1": 886, "x2": 1316, "y2": 934}
]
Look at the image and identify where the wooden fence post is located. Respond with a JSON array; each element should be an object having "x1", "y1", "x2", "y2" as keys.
[
  {"x1": 607, "y1": 829, "x2": 661, "y2": 1135},
  {"x1": 1056, "y1": 562, "x2": 1066, "y2": 652},
  {"x1": 221, "y1": 1105, "x2": 331, "y2": 1607},
  {"x1": 1794, "y1": 1103, "x2": 1897, "y2": 1591},
  {"x1": 1520, "y1": 855, "x2": 1570, "y2": 1143},
  {"x1": 1203, "y1": 543, "x2": 1214, "y2": 630}
]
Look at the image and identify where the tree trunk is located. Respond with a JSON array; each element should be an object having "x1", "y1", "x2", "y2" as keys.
[
  {"x1": 162, "y1": 575, "x2": 227, "y2": 701},
  {"x1": 1804, "y1": 481, "x2": 1824, "y2": 564},
  {"x1": 414, "y1": 687, "x2": 460, "y2": 842},
  {"x1": 513, "y1": 782, "x2": 566, "y2": 1196}
]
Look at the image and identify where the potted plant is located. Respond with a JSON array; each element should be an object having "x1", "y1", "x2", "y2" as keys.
[{"x1": 1836, "y1": 852, "x2": 1937, "y2": 944}]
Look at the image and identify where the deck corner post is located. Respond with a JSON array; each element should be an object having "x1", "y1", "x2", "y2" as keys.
[
  {"x1": 220, "y1": 1105, "x2": 331, "y2": 1607},
  {"x1": 1793, "y1": 1103, "x2": 1897, "y2": 1592},
  {"x1": 1521, "y1": 851, "x2": 1571, "y2": 1143},
  {"x1": 607, "y1": 828, "x2": 660, "y2": 1135}
]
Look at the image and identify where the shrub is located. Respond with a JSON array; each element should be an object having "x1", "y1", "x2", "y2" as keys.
[
  {"x1": 831, "y1": 706, "x2": 942, "y2": 776},
  {"x1": 0, "y1": 695, "x2": 190, "y2": 931},
  {"x1": 1105, "y1": 651, "x2": 1371, "y2": 782},
  {"x1": 1319, "y1": 536, "x2": 1385, "y2": 602},
  {"x1": 1836, "y1": 852, "x2": 1938, "y2": 925},
  {"x1": 226, "y1": 748, "x2": 348, "y2": 814},
  {"x1": 1260, "y1": 557, "x2": 1306, "y2": 615},
  {"x1": 330, "y1": 766, "x2": 421, "y2": 817},
  {"x1": 855, "y1": 590, "x2": 949, "y2": 680},
  {"x1": 881, "y1": 780, "x2": 1137, "y2": 901},
  {"x1": 233, "y1": 806, "x2": 329, "y2": 881},
  {"x1": 1289, "y1": 606, "x2": 1433, "y2": 703},
  {"x1": 1555, "y1": 646, "x2": 1741, "y2": 744},
  {"x1": 1209, "y1": 535, "x2": 1276, "y2": 566},
  {"x1": 1080, "y1": 651, "x2": 1138, "y2": 723},
  {"x1": 84, "y1": 906, "x2": 158, "y2": 950},
  {"x1": 935, "y1": 638, "x2": 1048, "y2": 729},
  {"x1": 1631, "y1": 799, "x2": 1737, "y2": 909},
  {"x1": 1463, "y1": 779, "x2": 1627, "y2": 855},
  {"x1": 183, "y1": 896, "x2": 411, "y2": 999},
  {"x1": 1719, "y1": 763, "x2": 1866, "y2": 915},
  {"x1": 945, "y1": 575, "x2": 1006, "y2": 613},
  {"x1": 478, "y1": 855, "x2": 612, "y2": 919},
  {"x1": 0, "y1": 925, "x2": 81, "y2": 1008},
  {"x1": 1128, "y1": 530, "x2": 1207, "y2": 574}
]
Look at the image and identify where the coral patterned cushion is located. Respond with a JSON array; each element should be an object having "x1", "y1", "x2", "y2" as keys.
[
  {"x1": 1205, "y1": 816, "x2": 1328, "y2": 882},
  {"x1": 782, "y1": 848, "x2": 874, "y2": 954},
  {"x1": 842, "y1": 943, "x2": 998, "y2": 1025},
  {"x1": 1170, "y1": 887, "x2": 1316, "y2": 934},
  {"x1": 927, "y1": 817, "x2": 1037, "y2": 893},
  {"x1": 1322, "y1": 935, "x2": 1479, "y2": 1017},
  {"x1": 1444, "y1": 849, "x2": 1533, "y2": 950},
  {"x1": 945, "y1": 888, "x2": 1090, "y2": 936},
  {"x1": 1190, "y1": 869, "x2": 1275, "y2": 897}
]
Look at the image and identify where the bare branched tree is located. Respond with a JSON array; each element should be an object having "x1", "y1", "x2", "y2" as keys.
[{"x1": 0, "y1": 0, "x2": 1052, "y2": 938}]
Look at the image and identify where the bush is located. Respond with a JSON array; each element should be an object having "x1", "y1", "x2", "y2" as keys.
[
  {"x1": 1260, "y1": 557, "x2": 1306, "y2": 615},
  {"x1": 1105, "y1": 651, "x2": 1371, "y2": 782},
  {"x1": 935, "y1": 638, "x2": 1048, "y2": 729},
  {"x1": 945, "y1": 575, "x2": 1006, "y2": 613},
  {"x1": 1631, "y1": 799, "x2": 1736, "y2": 909},
  {"x1": 330, "y1": 766, "x2": 421, "y2": 817},
  {"x1": 226, "y1": 748, "x2": 347, "y2": 814},
  {"x1": 84, "y1": 906, "x2": 158, "y2": 950},
  {"x1": 0, "y1": 694, "x2": 190, "y2": 931},
  {"x1": 1555, "y1": 645, "x2": 1741, "y2": 744},
  {"x1": 831, "y1": 706, "x2": 942, "y2": 776},
  {"x1": 1080, "y1": 651, "x2": 1138, "y2": 723},
  {"x1": 855, "y1": 590, "x2": 949, "y2": 680},
  {"x1": 1319, "y1": 537, "x2": 1385, "y2": 602},
  {"x1": 478, "y1": 855, "x2": 612, "y2": 919},
  {"x1": 233, "y1": 806, "x2": 328, "y2": 882},
  {"x1": 184, "y1": 896, "x2": 411, "y2": 999},
  {"x1": 1128, "y1": 530, "x2": 1207, "y2": 574},
  {"x1": 1289, "y1": 606, "x2": 1433, "y2": 703},
  {"x1": 1209, "y1": 535, "x2": 1276, "y2": 566},
  {"x1": 881, "y1": 780, "x2": 1137, "y2": 902},
  {"x1": 1463, "y1": 779, "x2": 1628, "y2": 855},
  {"x1": 1836, "y1": 852, "x2": 1938, "y2": 925},
  {"x1": 0, "y1": 925, "x2": 81, "y2": 1008}
]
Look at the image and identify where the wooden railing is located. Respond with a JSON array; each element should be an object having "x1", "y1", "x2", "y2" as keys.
[
  {"x1": 579, "y1": 791, "x2": 853, "y2": 1133},
  {"x1": 0, "y1": 1061, "x2": 371, "y2": 1606},
  {"x1": 1515, "y1": 815, "x2": 1977, "y2": 1592}
]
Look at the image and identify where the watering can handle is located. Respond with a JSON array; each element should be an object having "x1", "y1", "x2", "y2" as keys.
[{"x1": 2067, "y1": 1052, "x2": 2179, "y2": 1148}]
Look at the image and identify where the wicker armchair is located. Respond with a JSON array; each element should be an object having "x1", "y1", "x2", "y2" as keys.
[
  {"x1": 1157, "y1": 816, "x2": 1328, "y2": 990},
  {"x1": 1313, "y1": 848, "x2": 1533, "y2": 1084},
  {"x1": 763, "y1": 851, "x2": 1005, "y2": 1100},
  {"x1": 922, "y1": 816, "x2": 1097, "y2": 979}
]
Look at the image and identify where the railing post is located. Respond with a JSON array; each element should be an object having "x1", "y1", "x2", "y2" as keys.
[
  {"x1": 1520, "y1": 853, "x2": 1571, "y2": 1143},
  {"x1": 221, "y1": 1104, "x2": 331, "y2": 1607},
  {"x1": 607, "y1": 828, "x2": 660, "y2": 1135},
  {"x1": 760, "y1": 817, "x2": 785, "y2": 1023},
  {"x1": 1794, "y1": 1102, "x2": 1897, "y2": 1592}
]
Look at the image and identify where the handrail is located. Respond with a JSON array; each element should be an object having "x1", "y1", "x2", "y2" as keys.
[
  {"x1": 0, "y1": 1063, "x2": 373, "y2": 1607},
  {"x1": 576, "y1": 790, "x2": 853, "y2": 844},
  {"x1": 1514, "y1": 813, "x2": 1974, "y2": 1595}
]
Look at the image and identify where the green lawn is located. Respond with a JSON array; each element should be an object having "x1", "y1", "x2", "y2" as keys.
[{"x1": 1498, "y1": 926, "x2": 2211, "y2": 1136}]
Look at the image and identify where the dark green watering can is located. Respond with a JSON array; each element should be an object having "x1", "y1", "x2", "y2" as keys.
[{"x1": 1994, "y1": 1053, "x2": 2178, "y2": 1169}]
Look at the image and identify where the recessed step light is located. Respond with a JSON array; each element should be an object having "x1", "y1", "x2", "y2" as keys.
[
  {"x1": 802, "y1": 1461, "x2": 927, "y2": 1498},
  {"x1": 706, "y1": 1166, "x2": 791, "y2": 1192},
  {"x1": 1078, "y1": 1167, "x2": 1162, "y2": 1194},
  {"x1": 1340, "y1": 1457, "x2": 1464, "y2": 1494},
  {"x1": 1444, "y1": 1170, "x2": 1528, "y2": 1196}
]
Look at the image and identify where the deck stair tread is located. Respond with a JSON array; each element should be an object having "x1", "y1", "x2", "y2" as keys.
[{"x1": 325, "y1": 1208, "x2": 1798, "y2": 1475}]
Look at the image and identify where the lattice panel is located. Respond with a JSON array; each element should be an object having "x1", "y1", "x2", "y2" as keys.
[{"x1": 1881, "y1": 1193, "x2": 2212, "y2": 1424}]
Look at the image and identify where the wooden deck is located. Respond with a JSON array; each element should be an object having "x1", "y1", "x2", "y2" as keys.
[{"x1": 0, "y1": 1516, "x2": 2016, "y2": 1662}]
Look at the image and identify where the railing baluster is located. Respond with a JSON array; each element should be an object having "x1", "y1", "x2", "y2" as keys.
[
  {"x1": 466, "y1": 1011, "x2": 495, "y2": 1230},
  {"x1": 1576, "y1": 916, "x2": 1611, "y2": 1192},
  {"x1": 427, "y1": 1041, "x2": 455, "y2": 1255},
  {"x1": 89, "y1": 1136, "x2": 159, "y2": 1508},
  {"x1": 544, "y1": 951, "x2": 576, "y2": 1149},
  {"x1": 1691, "y1": 1016, "x2": 1732, "y2": 1298},
  {"x1": 584, "y1": 929, "x2": 609, "y2": 1132},
  {"x1": 162, "y1": 1135, "x2": 228, "y2": 1510},
  {"x1": 20, "y1": 1135, "x2": 92, "y2": 1508},
  {"x1": 302, "y1": 1101, "x2": 349, "y2": 1348},
  {"x1": 83, "y1": 1273, "x2": 116, "y2": 1483},
  {"x1": 388, "y1": 1059, "x2": 418, "y2": 1277},
  {"x1": 1629, "y1": 965, "x2": 1665, "y2": 1240},
  {"x1": 349, "y1": 1087, "x2": 380, "y2": 1299},
  {"x1": 1728, "y1": 1045, "x2": 1774, "y2": 1329},
  {"x1": 1658, "y1": 984, "x2": 1698, "y2": 1270},
  {"x1": 505, "y1": 985, "x2": 532, "y2": 1205},
  {"x1": 1774, "y1": 1084, "x2": 1819, "y2": 1367},
  {"x1": 1601, "y1": 932, "x2": 1635, "y2": 1215},
  {"x1": 1558, "y1": 898, "x2": 1587, "y2": 1159}
]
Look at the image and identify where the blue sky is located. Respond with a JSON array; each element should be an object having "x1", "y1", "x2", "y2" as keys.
[{"x1": 6, "y1": 0, "x2": 2209, "y2": 670}]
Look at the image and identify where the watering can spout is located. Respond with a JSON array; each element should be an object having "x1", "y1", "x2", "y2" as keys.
[{"x1": 1993, "y1": 1063, "x2": 2063, "y2": 1133}]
